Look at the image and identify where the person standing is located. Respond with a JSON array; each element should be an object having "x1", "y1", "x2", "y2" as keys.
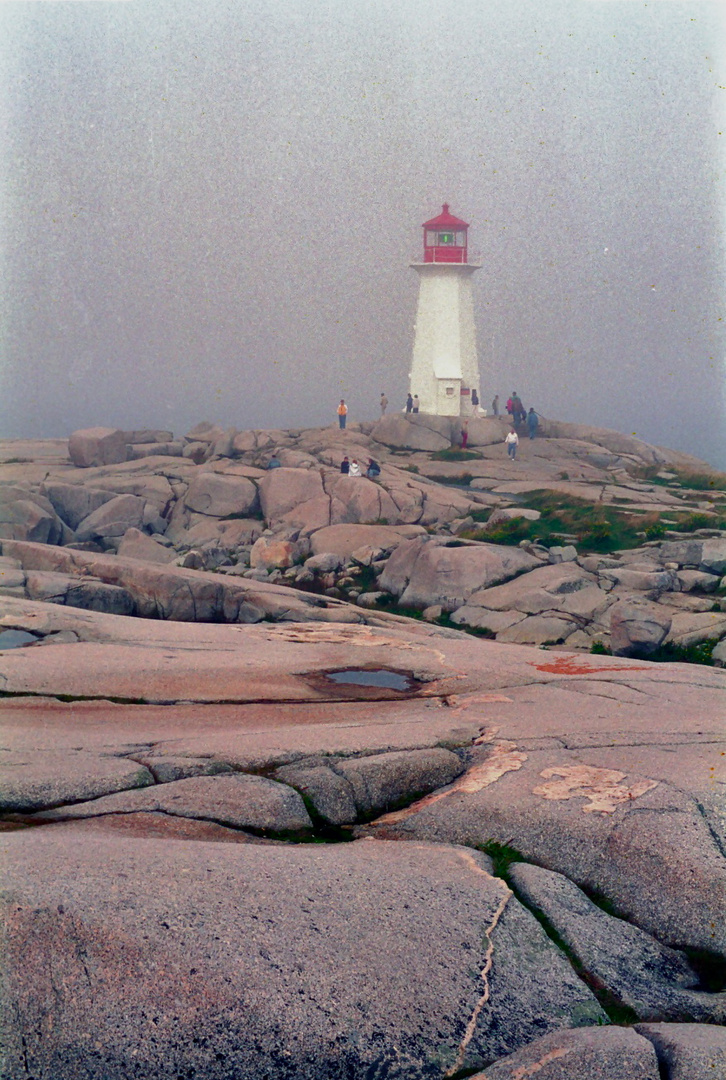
[
  {"x1": 527, "y1": 408, "x2": 539, "y2": 440},
  {"x1": 412, "y1": 395, "x2": 420, "y2": 413},
  {"x1": 461, "y1": 420, "x2": 469, "y2": 449},
  {"x1": 492, "y1": 394, "x2": 499, "y2": 417},
  {"x1": 511, "y1": 392, "x2": 524, "y2": 426},
  {"x1": 337, "y1": 399, "x2": 348, "y2": 429},
  {"x1": 471, "y1": 389, "x2": 479, "y2": 415},
  {"x1": 380, "y1": 392, "x2": 388, "y2": 415},
  {"x1": 505, "y1": 428, "x2": 519, "y2": 460},
  {"x1": 405, "y1": 393, "x2": 413, "y2": 414}
]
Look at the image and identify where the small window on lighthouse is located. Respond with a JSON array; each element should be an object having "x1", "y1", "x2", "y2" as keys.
[
  {"x1": 445, "y1": 386, "x2": 455, "y2": 396},
  {"x1": 438, "y1": 232, "x2": 454, "y2": 245},
  {"x1": 455, "y1": 231, "x2": 465, "y2": 245}
]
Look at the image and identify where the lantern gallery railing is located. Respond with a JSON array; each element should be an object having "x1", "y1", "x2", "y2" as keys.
[{"x1": 411, "y1": 250, "x2": 483, "y2": 265}]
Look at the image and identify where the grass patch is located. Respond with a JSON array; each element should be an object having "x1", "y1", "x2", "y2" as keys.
[
  {"x1": 464, "y1": 490, "x2": 725, "y2": 554},
  {"x1": 633, "y1": 465, "x2": 726, "y2": 492},
  {"x1": 430, "y1": 448, "x2": 481, "y2": 462},
  {"x1": 592, "y1": 637, "x2": 720, "y2": 667},
  {"x1": 426, "y1": 473, "x2": 473, "y2": 487}
]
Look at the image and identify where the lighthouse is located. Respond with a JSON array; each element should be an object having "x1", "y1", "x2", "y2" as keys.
[{"x1": 409, "y1": 204, "x2": 482, "y2": 416}]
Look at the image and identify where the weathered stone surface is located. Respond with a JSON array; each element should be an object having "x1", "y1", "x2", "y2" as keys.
[
  {"x1": 277, "y1": 748, "x2": 465, "y2": 825},
  {"x1": 676, "y1": 569, "x2": 721, "y2": 593},
  {"x1": 665, "y1": 611, "x2": 726, "y2": 647},
  {"x1": 371, "y1": 413, "x2": 453, "y2": 450},
  {"x1": 117, "y1": 527, "x2": 177, "y2": 564},
  {"x1": 274, "y1": 761, "x2": 358, "y2": 824},
  {"x1": 0, "y1": 487, "x2": 66, "y2": 544},
  {"x1": 474, "y1": 1026, "x2": 660, "y2": 1079},
  {"x1": 634, "y1": 1022, "x2": 726, "y2": 1080},
  {"x1": 450, "y1": 607, "x2": 526, "y2": 633},
  {"x1": 465, "y1": 561, "x2": 594, "y2": 613},
  {"x1": 698, "y1": 538, "x2": 726, "y2": 575},
  {"x1": 309, "y1": 522, "x2": 426, "y2": 558},
  {"x1": 41, "y1": 482, "x2": 117, "y2": 530},
  {"x1": 599, "y1": 566, "x2": 679, "y2": 594},
  {"x1": 327, "y1": 473, "x2": 400, "y2": 526},
  {"x1": 379, "y1": 535, "x2": 540, "y2": 611},
  {"x1": 0, "y1": 834, "x2": 605, "y2": 1079},
  {"x1": 249, "y1": 536, "x2": 300, "y2": 570},
  {"x1": 334, "y1": 747, "x2": 465, "y2": 816},
  {"x1": 75, "y1": 493, "x2": 146, "y2": 541},
  {"x1": 183, "y1": 472, "x2": 259, "y2": 517},
  {"x1": 0, "y1": 750, "x2": 153, "y2": 812},
  {"x1": 496, "y1": 614, "x2": 579, "y2": 645},
  {"x1": 68, "y1": 427, "x2": 127, "y2": 467},
  {"x1": 258, "y1": 466, "x2": 326, "y2": 525},
  {"x1": 609, "y1": 598, "x2": 672, "y2": 656},
  {"x1": 36, "y1": 773, "x2": 314, "y2": 833},
  {"x1": 508, "y1": 863, "x2": 725, "y2": 1022},
  {"x1": 482, "y1": 507, "x2": 541, "y2": 530},
  {"x1": 121, "y1": 429, "x2": 174, "y2": 444}
]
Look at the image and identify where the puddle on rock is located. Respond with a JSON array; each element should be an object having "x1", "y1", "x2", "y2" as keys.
[
  {"x1": 326, "y1": 669, "x2": 413, "y2": 691},
  {"x1": 0, "y1": 630, "x2": 38, "y2": 650}
]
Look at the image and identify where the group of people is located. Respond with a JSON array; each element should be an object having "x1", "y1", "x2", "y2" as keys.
[{"x1": 340, "y1": 456, "x2": 380, "y2": 479}]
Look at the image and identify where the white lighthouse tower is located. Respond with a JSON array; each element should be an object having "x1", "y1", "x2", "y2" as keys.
[{"x1": 409, "y1": 204, "x2": 482, "y2": 416}]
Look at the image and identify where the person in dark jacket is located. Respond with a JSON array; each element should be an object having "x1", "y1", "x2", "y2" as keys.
[
  {"x1": 366, "y1": 458, "x2": 381, "y2": 479},
  {"x1": 340, "y1": 456, "x2": 350, "y2": 474},
  {"x1": 405, "y1": 393, "x2": 413, "y2": 413}
]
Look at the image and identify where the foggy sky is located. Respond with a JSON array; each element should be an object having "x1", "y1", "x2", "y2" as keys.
[{"x1": 2, "y1": 0, "x2": 725, "y2": 466}]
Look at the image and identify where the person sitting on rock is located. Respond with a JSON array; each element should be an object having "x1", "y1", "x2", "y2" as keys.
[
  {"x1": 366, "y1": 458, "x2": 381, "y2": 479},
  {"x1": 340, "y1": 456, "x2": 350, "y2": 474},
  {"x1": 266, "y1": 455, "x2": 282, "y2": 469},
  {"x1": 348, "y1": 459, "x2": 362, "y2": 476}
]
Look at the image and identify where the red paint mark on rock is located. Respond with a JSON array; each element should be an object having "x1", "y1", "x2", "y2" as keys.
[{"x1": 531, "y1": 656, "x2": 649, "y2": 676}]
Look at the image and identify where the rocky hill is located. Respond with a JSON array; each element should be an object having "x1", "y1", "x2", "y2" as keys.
[{"x1": 1, "y1": 415, "x2": 725, "y2": 1079}]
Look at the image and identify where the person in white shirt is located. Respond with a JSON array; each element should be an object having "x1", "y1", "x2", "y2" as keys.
[
  {"x1": 505, "y1": 428, "x2": 519, "y2": 460},
  {"x1": 348, "y1": 460, "x2": 362, "y2": 476}
]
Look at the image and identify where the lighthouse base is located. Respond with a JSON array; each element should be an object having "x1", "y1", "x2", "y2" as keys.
[{"x1": 409, "y1": 262, "x2": 481, "y2": 417}]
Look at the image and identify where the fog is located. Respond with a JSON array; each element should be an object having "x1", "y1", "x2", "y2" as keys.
[{"x1": 2, "y1": 0, "x2": 725, "y2": 466}]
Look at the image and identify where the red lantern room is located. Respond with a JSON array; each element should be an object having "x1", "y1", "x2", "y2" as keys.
[{"x1": 422, "y1": 203, "x2": 469, "y2": 264}]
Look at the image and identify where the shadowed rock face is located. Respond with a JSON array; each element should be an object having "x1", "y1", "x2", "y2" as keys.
[{"x1": 1, "y1": 425, "x2": 725, "y2": 1078}]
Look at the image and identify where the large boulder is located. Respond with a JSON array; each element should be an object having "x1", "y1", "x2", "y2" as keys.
[
  {"x1": 183, "y1": 472, "x2": 259, "y2": 518},
  {"x1": 258, "y1": 467, "x2": 326, "y2": 526},
  {"x1": 41, "y1": 482, "x2": 117, "y2": 530},
  {"x1": 327, "y1": 474, "x2": 400, "y2": 526},
  {"x1": 474, "y1": 1026, "x2": 661, "y2": 1079},
  {"x1": 68, "y1": 427, "x2": 127, "y2": 467},
  {"x1": 0, "y1": 487, "x2": 66, "y2": 544},
  {"x1": 379, "y1": 535, "x2": 541, "y2": 611},
  {"x1": 0, "y1": 833, "x2": 606, "y2": 1079},
  {"x1": 609, "y1": 598, "x2": 672, "y2": 656},
  {"x1": 75, "y1": 494, "x2": 146, "y2": 542},
  {"x1": 117, "y1": 528, "x2": 177, "y2": 565},
  {"x1": 509, "y1": 862, "x2": 725, "y2": 1022},
  {"x1": 634, "y1": 1023, "x2": 726, "y2": 1080},
  {"x1": 370, "y1": 414, "x2": 453, "y2": 451},
  {"x1": 308, "y1": 523, "x2": 426, "y2": 559}
]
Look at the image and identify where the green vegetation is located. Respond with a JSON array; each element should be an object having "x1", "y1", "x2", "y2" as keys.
[
  {"x1": 591, "y1": 637, "x2": 721, "y2": 667},
  {"x1": 426, "y1": 473, "x2": 473, "y2": 487},
  {"x1": 633, "y1": 465, "x2": 726, "y2": 492},
  {"x1": 430, "y1": 448, "x2": 481, "y2": 462},
  {"x1": 463, "y1": 490, "x2": 725, "y2": 554}
]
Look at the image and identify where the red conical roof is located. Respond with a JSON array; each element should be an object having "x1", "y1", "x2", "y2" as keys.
[{"x1": 422, "y1": 203, "x2": 469, "y2": 229}]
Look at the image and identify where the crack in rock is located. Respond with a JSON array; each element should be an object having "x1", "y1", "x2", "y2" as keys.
[{"x1": 445, "y1": 850, "x2": 512, "y2": 1078}]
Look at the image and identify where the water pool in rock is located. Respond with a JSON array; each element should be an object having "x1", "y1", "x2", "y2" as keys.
[{"x1": 326, "y1": 669, "x2": 412, "y2": 691}]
